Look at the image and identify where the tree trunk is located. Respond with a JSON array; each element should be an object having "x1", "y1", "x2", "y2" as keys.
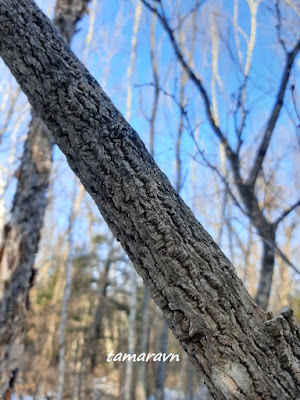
[
  {"x1": 255, "y1": 227, "x2": 276, "y2": 311},
  {"x1": 123, "y1": 266, "x2": 137, "y2": 400},
  {"x1": 136, "y1": 287, "x2": 150, "y2": 400},
  {"x1": 155, "y1": 319, "x2": 169, "y2": 400},
  {"x1": 0, "y1": 2, "x2": 299, "y2": 398},
  {"x1": 89, "y1": 242, "x2": 115, "y2": 370},
  {"x1": 186, "y1": 361, "x2": 194, "y2": 400},
  {"x1": 57, "y1": 184, "x2": 84, "y2": 400},
  {"x1": 0, "y1": 115, "x2": 52, "y2": 390}
]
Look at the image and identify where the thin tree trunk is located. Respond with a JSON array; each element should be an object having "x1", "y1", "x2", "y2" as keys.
[
  {"x1": 186, "y1": 361, "x2": 194, "y2": 400},
  {"x1": 276, "y1": 225, "x2": 293, "y2": 312},
  {"x1": 123, "y1": 267, "x2": 137, "y2": 400},
  {"x1": 0, "y1": 115, "x2": 53, "y2": 390},
  {"x1": 57, "y1": 184, "x2": 84, "y2": 400},
  {"x1": 155, "y1": 319, "x2": 169, "y2": 400},
  {"x1": 178, "y1": 352, "x2": 187, "y2": 398},
  {"x1": 255, "y1": 227, "x2": 276, "y2": 311},
  {"x1": 0, "y1": 3, "x2": 299, "y2": 398},
  {"x1": 0, "y1": 0, "x2": 91, "y2": 393},
  {"x1": 90, "y1": 246, "x2": 114, "y2": 370},
  {"x1": 136, "y1": 287, "x2": 150, "y2": 400}
]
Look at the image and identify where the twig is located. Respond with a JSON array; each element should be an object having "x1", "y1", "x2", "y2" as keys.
[{"x1": 274, "y1": 198, "x2": 300, "y2": 226}]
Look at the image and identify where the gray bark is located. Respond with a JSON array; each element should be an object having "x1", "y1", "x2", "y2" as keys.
[
  {"x1": 0, "y1": 2, "x2": 299, "y2": 398},
  {"x1": 0, "y1": 0, "x2": 90, "y2": 393}
]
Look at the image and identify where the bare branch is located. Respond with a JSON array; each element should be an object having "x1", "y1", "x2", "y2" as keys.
[
  {"x1": 173, "y1": 0, "x2": 207, "y2": 32},
  {"x1": 247, "y1": 38, "x2": 300, "y2": 187},
  {"x1": 274, "y1": 198, "x2": 300, "y2": 226},
  {"x1": 149, "y1": 14, "x2": 160, "y2": 157},
  {"x1": 192, "y1": 150, "x2": 247, "y2": 216},
  {"x1": 137, "y1": 79, "x2": 247, "y2": 215},
  {"x1": 274, "y1": 242, "x2": 300, "y2": 276},
  {"x1": 276, "y1": 0, "x2": 288, "y2": 54},
  {"x1": 140, "y1": 0, "x2": 237, "y2": 166},
  {"x1": 291, "y1": 84, "x2": 300, "y2": 121},
  {"x1": 284, "y1": 0, "x2": 300, "y2": 17}
]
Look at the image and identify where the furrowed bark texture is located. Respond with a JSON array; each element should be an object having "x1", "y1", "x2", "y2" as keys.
[
  {"x1": 0, "y1": 0, "x2": 90, "y2": 393},
  {"x1": 0, "y1": 1, "x2": 299, "y2": 398}
]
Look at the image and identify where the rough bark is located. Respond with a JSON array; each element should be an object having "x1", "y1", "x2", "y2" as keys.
[
  {"x1": 0, "y1": 2, "x2": 299, "y2": 398},
  {"x1": 0, "y1": 0, "x2": 90, "y2": 393}
]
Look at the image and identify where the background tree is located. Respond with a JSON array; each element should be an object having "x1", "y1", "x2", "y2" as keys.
[{"x1": 0, "y1": 0, "x2": 92, "y2": 395}]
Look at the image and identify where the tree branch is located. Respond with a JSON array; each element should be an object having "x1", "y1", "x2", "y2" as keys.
[
  {"x1": 274, "y1": 242, "x2": 300, "y2": 276},
  {"x1": 140, "y1": 0, "x2": 238, "y2": 166},
  {"x1": 246, "y1": 38, "x2": 300, "y2": 187},
  {"x1": 274, "y1": 198, "x2": 300, "y2": 227}
]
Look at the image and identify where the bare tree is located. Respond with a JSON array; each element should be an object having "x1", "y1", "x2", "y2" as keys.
[
  {"x1": 140, "y1": 0, "x2": 300, "y2": 311},
  {"x1": 0, "y1": 1, "x2": 299, "y2": 399}
]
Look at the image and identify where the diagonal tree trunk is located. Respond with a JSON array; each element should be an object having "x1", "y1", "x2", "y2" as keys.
[
  {"x1": 0, "y1": 2, "x2": 299, "y2": 398},
  {"x1": 0, "y1": 0, "x2": 91, "y2": 394}
]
